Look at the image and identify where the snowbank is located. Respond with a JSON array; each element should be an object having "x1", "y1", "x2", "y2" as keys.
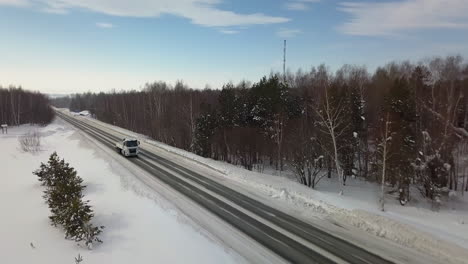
[{"x1": 0, "y1": 121, "x2": 243, "y2": 264}]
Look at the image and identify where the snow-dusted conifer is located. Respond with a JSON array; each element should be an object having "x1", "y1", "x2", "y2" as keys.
[
  {"x1": 34, "y1": 152, "x2": 60, "y2": 187},
  {"x1": 34, "y1": 152, "x2": 103, "y2": 249}
]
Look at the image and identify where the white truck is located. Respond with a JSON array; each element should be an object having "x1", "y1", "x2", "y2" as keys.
[{"x1": 115, "y1": 138, "x2": 140, "y2": 157}]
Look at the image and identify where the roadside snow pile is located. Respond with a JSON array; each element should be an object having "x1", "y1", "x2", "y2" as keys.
[
  {"x1": 334, "y1": 210, "x2": 467, "y2": 264},
  {"x1": 272, "y1": 188, "x2": 291, "y2": 200},
  {"x1": 243, "y1": 175, "x2": 468, "y2": 263},
  {"x1": 235, "y1": 171, "x2": 468, "y2": 263},
  {"x1": 256, "y1": 175, "x2": 468, "y2": 263},
  {"x1": 0, "y1": 121, "x2": 242, "y2": 264}
]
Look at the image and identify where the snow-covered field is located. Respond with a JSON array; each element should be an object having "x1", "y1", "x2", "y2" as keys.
[
  {"x1": 77, "y1": 112, "x2": 468, "y2": 264},
  {"x1": 0, "y1": 120, "x2": 244, "y2": 264}
]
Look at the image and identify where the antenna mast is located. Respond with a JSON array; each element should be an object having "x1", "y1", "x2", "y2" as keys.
[{"x1": 283, "y1": 40, "x2": 286, "y2": 83}]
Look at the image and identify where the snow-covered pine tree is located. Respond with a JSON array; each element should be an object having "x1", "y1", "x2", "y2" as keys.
[
  {"x1": 46, "y1": 170, "x2": 85, "y2": 226},
  {"x1": 34, "y1": 162, "x2": 50, "y2": 186},
  {"x1": 374, "y1": 77, "x2": 417, "y2": 206},
  {"x1": 413, "y1": 131, "x2": 450, "y2": 210},
  {"x1": 33, "y1": 152, "x2": 61, "y2": 187},
  {"x1": 82, "y1": 220, "x2": 104, "y2": 250},
  {"x1": 62, "y1": 198, "x2": 91, "y2": 240},
  {"x1": 247, "y1": 75, "x2": 301, "y2": 171},
  {"x1": 62, "y1": 196, "x2": 103, "y2": 249},
  {"x1": 44, "y1": 156, "x2": 85, "y2": 226},
  {"x1": 34, "y1": 152, "x2": 103, "y2": 248},
  {"x1": 75, "y1": 254, "x2": 83, "y2": 264},
  {"x1": 217, "y1": 83, "x2": 238, "y2": 163},
  {"x1": 193, "y1": 108, "x2": 218, "y2": 158}
]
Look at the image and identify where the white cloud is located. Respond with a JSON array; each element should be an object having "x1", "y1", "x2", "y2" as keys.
[
  {"x1": 219, "y1": 29, "x2": 239, "y2": 34},
  {"x1": 286, "y1": 2, "x2": 308, "y2": 11},
  {"x1": 0, "y1": 0, "x2": 29, "y2": 6},
  {"x1": 42, "y1": 7, "x2": 68, "y2": 14},
  {"x1": 96, "y1": 22, "x2": 114, "y2": 28},
  {"x1": 277, "y1": 28, "x2": 302, "y2": 38},
  {"x1": 338, "y1": 0, "x2": 468, "y2": 36},
  {"x1": 40, "y1": 0, "x2": 69, "y2": 14},
  {"x1": 285, "y1": 0, "x2": 320, "y2": 11},
  {"x1": 11, "y1": 0, "x2": 289, "y2": 28}
]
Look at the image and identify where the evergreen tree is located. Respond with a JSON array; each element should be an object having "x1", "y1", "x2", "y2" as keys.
[
  {"x1": 376, "y1": 78, "x2": 417, "y2": 204},
  {"x1": 62, "y1": 196, "x2": 103, "y2": 248},
  {"x1": 34, "y1": 152, "x2": 60, "y2": 188},
  {"x1": 248, "y1": 75, "x2": 302, "y2": 169},
  {"x1": 217, "y1": 84, "x2": 240, "y2": 162},
  {"x1": 46, "y1": 166, "x2": 85, "y2": 227},
  {"x1": 34, "y1": 153, "x2": 103, "y2": 249},
  {"x1": 193, "y1": 105, "x2": 218, "y2": 157}
]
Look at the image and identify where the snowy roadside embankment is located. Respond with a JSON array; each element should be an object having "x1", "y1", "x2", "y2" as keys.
[
  {"x1": 0, "y1": 121, "x2": 243, "y2": 264},
  {"x1": 76, "y1": 112, "x2": 468, "y2": 264},
  {"x1": 227, "y1": 170, "x2": 468, "y2": 264}
]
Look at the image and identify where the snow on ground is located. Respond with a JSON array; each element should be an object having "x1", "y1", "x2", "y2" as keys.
[
  {"x1": 0, "y1": 120, "x2": 244, "y2": 264},
  {"x1": 76, "y1": 111, "x2": 468, "y2": 264}
]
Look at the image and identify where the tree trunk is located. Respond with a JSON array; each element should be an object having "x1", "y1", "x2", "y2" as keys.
[
  {"x1": 331, "y1": 129, "x2": 343, "y2": 188},
  {"x1": 381, "y1": 113, "x2": 390, "y2": 212},
  {"x1": 307, "y1": 162, "x2": 312, "y2": 188},
  {"x1": 223, "y1": 129, "x2": 231, "y2": 163},
  {"x1": 10, "y1": 92, "x2": 16, "y2": 125},
  {"x1": 17, "y1": 92, "x2": 21, "y2": 125},
  {"x1": 465, "y1": 168, "x2": 468, "y2": 192}
]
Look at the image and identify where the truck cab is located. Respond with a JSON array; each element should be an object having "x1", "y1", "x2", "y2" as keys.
[{"x1": 115, "y1": 138, "x2": 140, "y2": 157}]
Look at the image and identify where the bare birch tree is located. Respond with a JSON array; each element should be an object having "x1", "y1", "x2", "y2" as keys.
[
  {"x1": 316, "y1": 80, "x2": 349, "y2": 193},
  {"x1": 379, "y1": 112, "x2": 392, "y2": 211}
]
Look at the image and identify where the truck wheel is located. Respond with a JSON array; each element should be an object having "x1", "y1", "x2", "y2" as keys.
[{"x1": 121, "y1": 149, "x2": 125, "y2": 156}]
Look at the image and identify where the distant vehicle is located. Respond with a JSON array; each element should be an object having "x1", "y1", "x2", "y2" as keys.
[
  {"x1": 71, "y1": 110, "x2": 90, "y2": 116},
  {"x1": 79, "y1": 110, "x2": 90, "y2": 116},
  {"x1": 115, "y1": 138, "x2": 140, "y2": 157}
]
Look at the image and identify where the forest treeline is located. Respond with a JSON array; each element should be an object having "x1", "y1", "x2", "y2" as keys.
[
  {"x1": 52, "y1": 56, "x2": 468, "y2": 204},
  {"x1": 0, "y1": 86, "x2": 54, "y2": 126}
]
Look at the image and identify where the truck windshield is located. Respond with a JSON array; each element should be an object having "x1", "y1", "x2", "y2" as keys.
[{"x1": 125, "y1": 141, "x2": 138, "y2": 147}]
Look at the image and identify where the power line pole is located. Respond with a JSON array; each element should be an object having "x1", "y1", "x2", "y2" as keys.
[{"x1": 283, "y1": 39, "x2": 287, "y2": 83}]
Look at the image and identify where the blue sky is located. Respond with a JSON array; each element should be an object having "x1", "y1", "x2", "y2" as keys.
[{"x1": 1, "y1": 0, "x2": 468, "y2": 93}]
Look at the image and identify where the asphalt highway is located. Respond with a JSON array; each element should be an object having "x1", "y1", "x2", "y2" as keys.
[{"x1": 56, "y1": 110, "x2": 394, "y2": 264}]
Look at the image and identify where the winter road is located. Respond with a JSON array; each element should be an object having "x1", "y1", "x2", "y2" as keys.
[{"x1": 56, "y1": 110, "x2": 394, "y2": 264}]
